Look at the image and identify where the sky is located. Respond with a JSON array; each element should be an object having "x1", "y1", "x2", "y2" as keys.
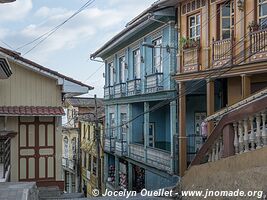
[{"x1": 0, "y1": 0, "x2": 156, "y2": 97}]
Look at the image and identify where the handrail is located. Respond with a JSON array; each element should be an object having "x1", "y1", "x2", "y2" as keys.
[
  {"x1": 145, "y1": 72, "x2": 163, "y2": 78},
  {"x1": 191, "y1": 95, "x2": 267, "y2": 166},
  {"x1": 206, "y1": 88, "x2": 267, "y2": 122}
]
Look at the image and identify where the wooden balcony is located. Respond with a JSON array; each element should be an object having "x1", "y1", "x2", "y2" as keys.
[
  {"x1": 104, "y1": 136, "x2": 115, "y2": 153},
  {"x1": 127, "y1": 78, "x2": 141, "y2": 96},
  {"x1": 115, "y1": 140, "x2": 128, "y2": 157},
  {"x1": 191, "y1": 88, "x2": 267, "y2": 166},
  {"x1": 0, "y1": 137, "x2": 10, "y2": 181},
  {"x1": 104, "y1": 86, "x2": 114, "y2": 99},
  {"x1": 129, "y1": 144, "x2": 171, "y2": 172},
  {"x1": 145, "y1": 72, "x2": 163, "y2": 93},
  {"x1": 182, "y1": 42, "x2": 200, "y2": 73},
  {"x1": 114, "y1": 83, "x2": 126, "y2": 98},
  {"x1": 129, "y1": 144, "x2": 145, "y2": 162},
  {"x1": 212, "y1": 37, "x2": 233, "y2": 68},
  {"x1": 250, "y1": 28, "x2": 267, "y2": 62}
]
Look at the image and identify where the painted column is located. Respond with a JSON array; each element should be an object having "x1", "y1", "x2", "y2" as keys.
[
  {"x1": 170, "y1": 100, "x2": 176, "y2": 173},
  {"x1": 202, "y1": 0, "x2": 210, "y2": 69},
  {"x1": 241, "y1": 74, "x2": 251, "y2": 99},
  {"x1": 144, "y1": 102, "x2": 150, "y2": 162},
  {"x1": 127, "y1": 104, "x2": 133, "y2": 145},
  {"x1": 178, "y1": 82, "x2": 187, "y2": 176},
  {"x1": 176, "y1": 3, "x2": 182, "y2": 74},
  {"x1": 206, "y1": 79, "x2": 215, "y2": 135},
  {"x1": 128, "y1": 162, "x2": 133, "y2": 190},
  {"x1": 104, "y1": 154, "x2": 108, "y2": 184}
]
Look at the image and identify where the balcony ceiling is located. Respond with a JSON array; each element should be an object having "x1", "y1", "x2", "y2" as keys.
[{"x1": 0, "y1": 0, "x2": 15, "y2": 3}]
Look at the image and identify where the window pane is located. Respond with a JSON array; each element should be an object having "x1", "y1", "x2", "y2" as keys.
[
  {"x1": 222, "y1": 18, "x2": 230, "y2": 29},
  {"x1": 196, "y1": 25, "x2": 200, "y2": 37},
  {"x1": 260, "y1": 3, "x2": 267, "y2": 16},
  {"x1": 196, "y1": 15, "x2": 200, "y2": 25},
  {"x1": 222, "y1": 4, "x2": 230, "y2": 16},
  {"x1": 190, "y1": 17, "x2": 196, "y2": 26},
  {"x1": 222, "y1": 30, "x2": 230, "y2": 39},
  {"x1": 260, "y1": 17, "x2": 267, "y2": 28}
]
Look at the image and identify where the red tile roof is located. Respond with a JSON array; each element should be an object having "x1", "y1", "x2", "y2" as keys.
[{"x1": 0, "y1": 106, "x2": 65, "y2": 116}]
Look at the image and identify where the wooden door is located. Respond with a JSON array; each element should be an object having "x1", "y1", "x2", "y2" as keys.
[{"x1": 18, "y1": 116, "x2": 56, "y2": 181}]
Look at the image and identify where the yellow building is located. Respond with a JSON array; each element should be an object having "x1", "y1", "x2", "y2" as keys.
[
  {"x1": 0, "y1": 47, "x2": 92, "y2": 189},
  {"x1": 80, "y1": 119, "x2": 104, "y2": 197},
  {"x1": 174, "y1": 0, "x2": 267, "y2": 176}
]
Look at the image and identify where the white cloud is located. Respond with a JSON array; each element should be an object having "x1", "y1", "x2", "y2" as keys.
[{"x1": 0, "y1": 0, "x2": 32, "y2": 21}]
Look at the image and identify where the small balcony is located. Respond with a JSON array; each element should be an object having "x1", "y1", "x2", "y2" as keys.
[
  {"x1": 0, "y1": 137, "x2": 11, "y2": 181},
  {"x1": 104, "y1": 136, "x2": 115, "y2": 153},
  {"x1": 114, "y1": 83, "x2": 126, "y2": 98},
  {"x1": 182, "y1": 41, "x2": 200, "y2": 73},
  {"x1": 145, "y1": 73, "x2": 163, "y2": 93},
  {"x1": 212, "y1": 37, "x2": 233, "y2": 68},
  {"x1": 250, "y1": 28, "x2": 267, "y2": 62},
  {"x1": 129, "y1": 144, "x2": 171, "y2": 172},
  {"x1": 115, "y1": 140, "x2": 128, "y2": 157},
  {"x1": 62, "y1": 157, "x2": 75, "y2": 171},
  {"x1": 104, "y1": 86, "x2": 114, "y2": 99},
  {"x1": 127, "y1": 78, "x2": 141, "y2": 96}
]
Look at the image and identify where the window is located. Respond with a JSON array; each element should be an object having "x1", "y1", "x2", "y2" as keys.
[
  {"x1": 121, "y1": 113, "x2": 127, "y2": 141},
  {"x1": 88, "y1": 154, "x2": 91, "y2": 171},
  {"x1": 110, "y1": 113, "x2": 115, "y2": 137},
  {"x1": 119, "y1": 56, "x2": 127, "y2": 83},
  {"x1": 93, "y1": 157, "x2": 97, "y2": 176},
  {"x1": 152, "y1": 37, "x2": 163, "y2": 73},
  {"x1": 64, "y1": 136, "x2": 69, "y2": 158},
  {"x1": 133, "y1": 49, "x2": 141, "y2": 79},
  {"x1": 71, "y1": 138, "x2": 76, "y2": 160},
  {"x1": 259, "y1": 0, "x2": 267, "y2": 28},
  {"x1": 108, "y1": 62, "x2": 115, "y2": 86},
  {"x1": 220, "y1": 1, "x2": 234, "y2": 40},
  {"x1": 188, "y1": 14, "x2": 201, "y2": 41}
]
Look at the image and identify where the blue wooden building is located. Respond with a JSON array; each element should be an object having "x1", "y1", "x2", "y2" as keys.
[{"x1": 91, "y1": 0, "x2": 179, "y2": 192}]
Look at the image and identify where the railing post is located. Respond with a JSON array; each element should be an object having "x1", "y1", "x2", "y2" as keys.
[
  {"x1": 233, "y1": 123, "x2": 239, "y2": 154},
  {"x1": 238, "y1": 121, "x2": 244, "y2": 153},
  {"x1": 256, "y1": 114, "x2": 262, "y2": 149},
  {"x1": 222, "y1": 124, "x2": 235, "y2": 157},
  {"x1": 249, "y1": 116, "x2": 256, "y2": 150},
  {"x1": 212, "y1": 37, "x2": 215, "y2": 64},
  {"x1": 262, "y1": 112, "x2": 267, "y2": 146}
]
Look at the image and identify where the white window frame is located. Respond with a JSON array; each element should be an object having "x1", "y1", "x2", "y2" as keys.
[
  {"x1": 259, "y1": 0, "x2": 267, "y2": 27},
  {"x1": 119, "y1": 56, "x2": 127, "y2": 83},
  {"x1": 133, "y1": 48, "x2": 141, "y2": 79},
  {"x1": 188, "y1": 13, "x2": 201, "y2": 41},
  {"x1": 152, "y1": 37, "x2": 163, "y2": 73},
  {"x1": 108, "y1": 62, "x2": 115, "y2": 86},
  {"x1": 220, "y1": 1, "x2": 234, "y2": 40}
]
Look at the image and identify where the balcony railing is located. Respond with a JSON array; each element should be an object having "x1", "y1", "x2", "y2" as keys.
[
  {"x1": 191, "y1": 89, "x2": 267, "y2": 166},
  {"x1": 129, "y1": 144, "x2": 171, "y2": 172},
  {"x1": 250, "y1": 28, "x2": 267, "y2": 62},
  {"x1": 182, "y1": 44, "x2": 200, "y2": 73},
  {"x1": 104, "y1": 86, "x2": 114, "y2": 99},
  {"x1": 114, "y1": 83, "x2": 126, "y2": 98},
  {"x1": 104, "y1": 136, "x2": 115, "y2": 153},
  {"x1": 127, "y1": 78, "x2": 141, "y2": 96},
  {"x1": 0, "y1": 137, "x2": 10, "y2": 179},
  {"x1": 62, "y1": 157, "x2": 75, "y2": 171},
  {"x1": 129, "y1": 144, "x2": 145, "y2": 162},
  {"x1": 212, "y1": 37, "x2": 233, "y2": 68},
  {"x1": 115, "y1": 140, "x2": 128, "y2": 157},
  {"x1": 145, "y1": 73, "x2": 163, "y2": 93},
  {"x1": 147, "y1": 147, "x2": 171, "y2": 172}
]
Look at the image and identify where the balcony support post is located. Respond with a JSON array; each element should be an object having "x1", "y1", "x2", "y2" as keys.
[
  {"x1": 206, "y1": 79, "x2": 215, "y2": 136},
  {"x1": 115, "y1": 157, "x2": 119, "y2": 189},
  {"x1": 170, "y1": 100, "x2": 176, "y2": 174},
  {"x1": 128, "y1": 163, "x2": 133, "y2": 190},
  {"x1": 178, "y1": 81, "x2": 187, "y2": 177},
  {"x1": 241, "y1": 74, "x2": 251, "y2": 99},
  {"x1": 68, "y1": 172, "x2": 72, "y2": 193},
  {"x1": 144, "y1": 102, "x2": 150, "y2": 163},
  {"x1": 222, "y1": 124, "x2": 235, "y2": 157}
]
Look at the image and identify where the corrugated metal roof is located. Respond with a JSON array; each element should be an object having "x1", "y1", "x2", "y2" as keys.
[{"x1": 0, "y1": 106, "x2": 65, "y2": 116}]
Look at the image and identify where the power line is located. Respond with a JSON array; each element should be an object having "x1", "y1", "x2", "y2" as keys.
[{"x1": 17, "y1": 0, "x2": 95, "y2": 56}]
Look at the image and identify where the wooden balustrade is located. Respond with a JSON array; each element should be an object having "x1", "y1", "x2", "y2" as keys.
[
  {"x1": 127, "y1": 78, "x2": 141, "y2": 96},
  {"x1": 182, "y1": 46, "x2": 200, "y2": 73},
  {"x1": 129, "y1": 144, "x2": 145, "y2": 162},
  {"x1": 114, "y1": 83, "x2": 126, "y2": 98},
  {"x1": 250, "y1": 28, "x2": 267, "y2": 62},
  {"x1": 104, "y1": 136, "x2": 115, "y2": 153},
  {"x1": 146, "y1": 147, "x2": 171, "y2": 172},
  {"x1": 212, "y1": 37, "x2": 233, "y2": 68},
  {"x1": 104, "y1": 86, "x2": 114, "y2": 99},
  {"x1": 115, "y1": 140, "x2": 127, "y2": 157},
  {"x1": 191, "y1": 95, "x2": 267, "y2": 166},
  {"x1": 145, "y1": 73, "x2": 163, "y2": 93}
]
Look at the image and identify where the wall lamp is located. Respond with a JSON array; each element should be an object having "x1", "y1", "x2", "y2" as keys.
[{"x1": 237, "y1": 0, "x2": 244, "y2": 12}]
